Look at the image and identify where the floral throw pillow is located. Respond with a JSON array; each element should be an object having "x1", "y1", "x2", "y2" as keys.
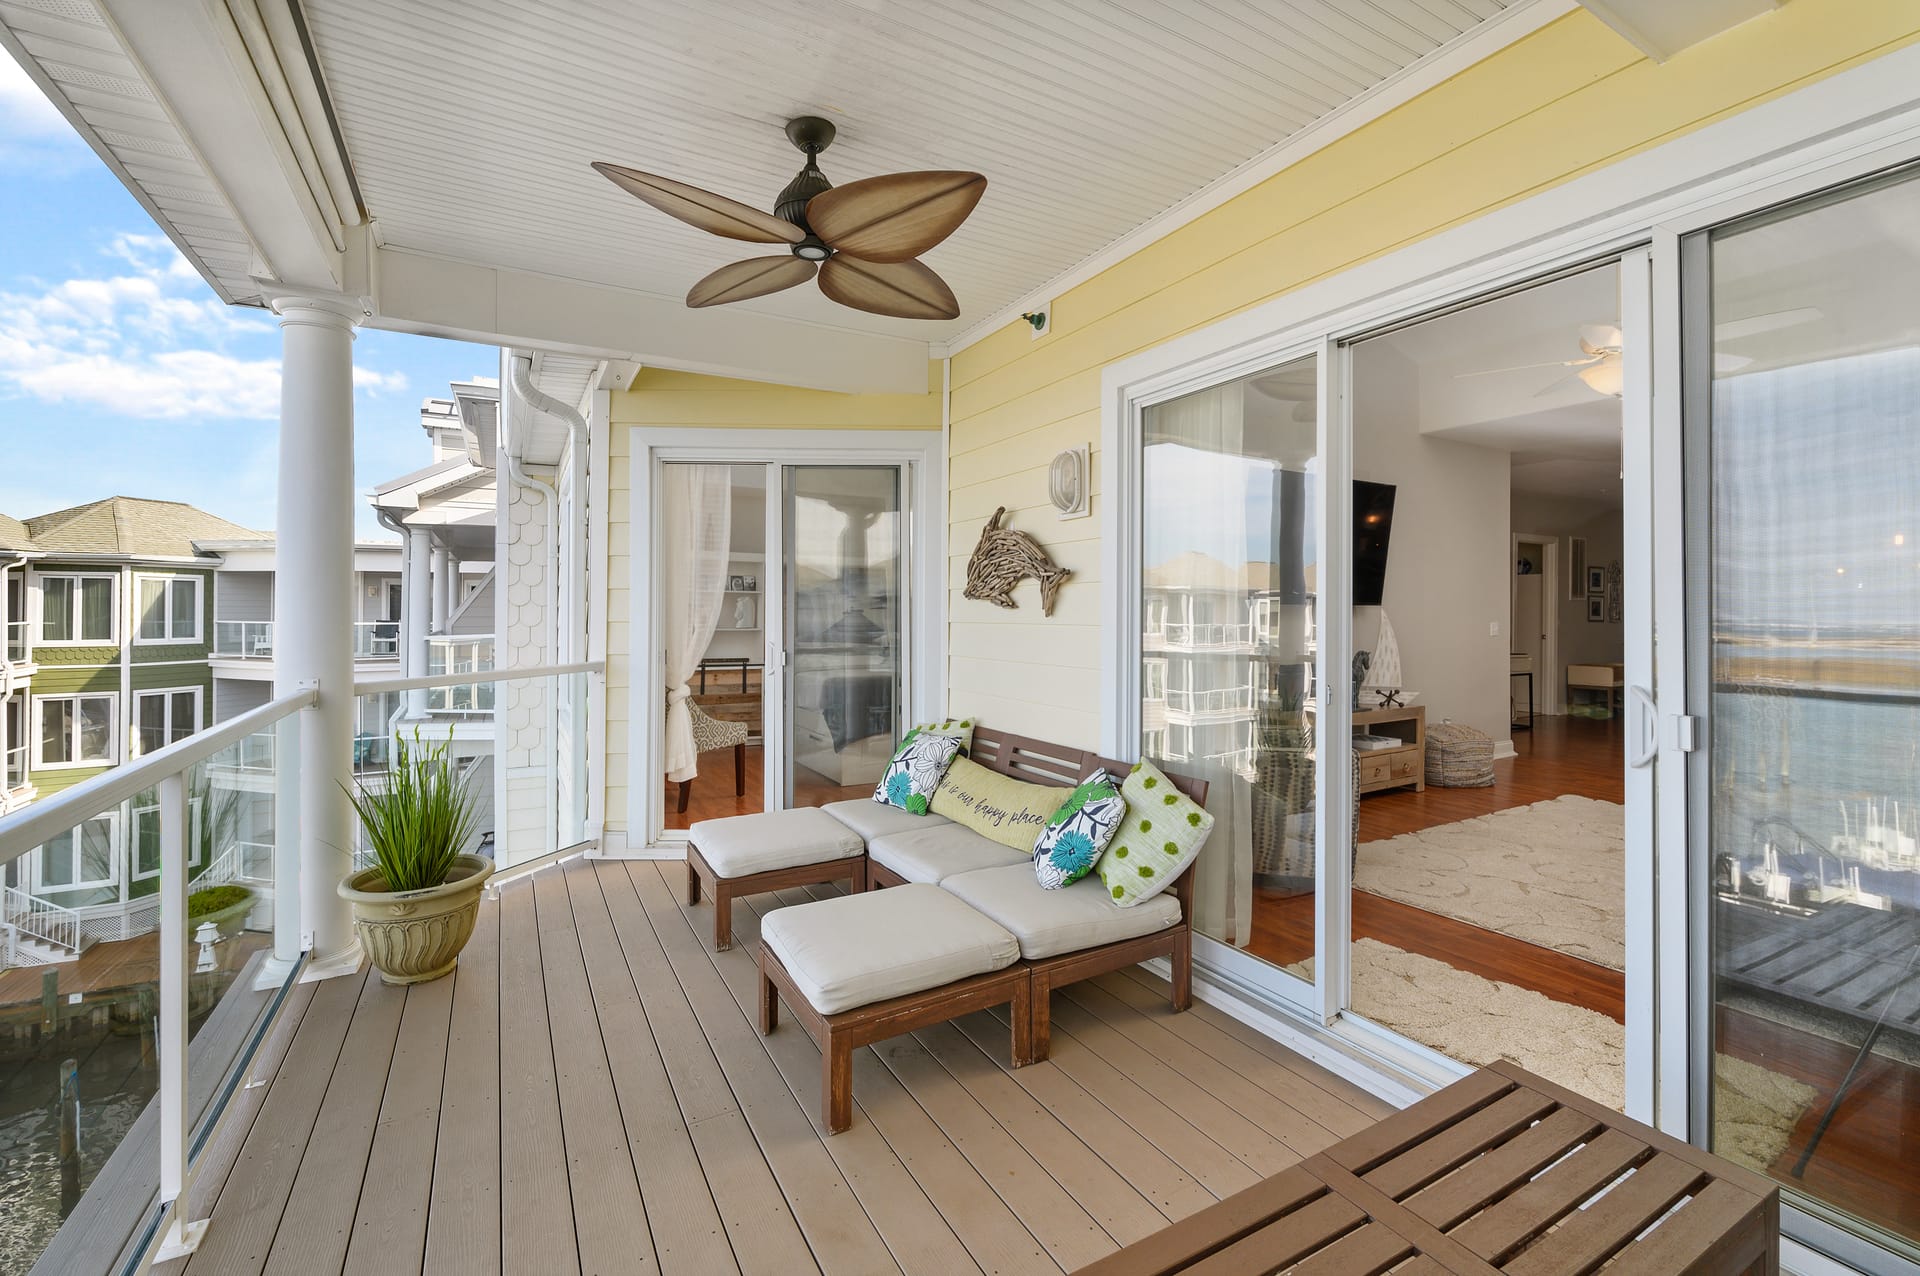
[
  {"x1": 1097, "y1": 760, "x2": 1214, "y2": 907},
  {"x1": 872, "y1": 730, "x2": 962, "y2": 815},
  {"x1": 1033, "y1": 770, "x2": 1126, "y2": 889}
]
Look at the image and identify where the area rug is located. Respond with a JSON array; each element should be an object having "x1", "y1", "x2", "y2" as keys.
[
  {"x1": 1286, "y1": 939, "x2": 1816, "y2": 1172},
  {"x1": 1355, "y1": 795, "x2": 1626, "y2": 970}
]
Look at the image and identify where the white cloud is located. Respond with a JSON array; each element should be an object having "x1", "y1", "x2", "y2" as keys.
[
  {"x1": 0, "y1": 235, "x2": 407, "y2": 419},
  {"x1": 0, "y1": 47, "x2": 91, "y2": 173}
]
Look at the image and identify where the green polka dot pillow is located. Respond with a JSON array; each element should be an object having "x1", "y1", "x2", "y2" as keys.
[{"x1": 1096, "y1": 760, "x2": 1213, "y2": 908}]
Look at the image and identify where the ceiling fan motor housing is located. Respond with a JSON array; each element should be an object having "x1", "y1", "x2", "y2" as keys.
[{"x1": 779, "y1": 116, "x2": 836, "y2": 260}]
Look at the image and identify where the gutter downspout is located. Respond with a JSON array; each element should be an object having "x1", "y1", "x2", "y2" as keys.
[{"x1": 506, "y1": 353, "x2": 590, "y2": 858}]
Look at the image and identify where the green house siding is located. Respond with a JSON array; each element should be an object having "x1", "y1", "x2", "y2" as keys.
[
  {"x1": 32, "y1": 645, "x2": 119, "y2": 669},
  {"x1": 30, "y1": 762, "x2": 113, "y2": 798},
  {"x1": 130, "y1": 663, "x2": 212, "y2": 694},
  {"x1": 32, "y1": 664, "x2": 119, "y2": 695}
]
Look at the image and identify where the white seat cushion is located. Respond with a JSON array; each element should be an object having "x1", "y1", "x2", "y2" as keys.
[
  {"x1": 761, "y1": 884, "x2": 1020, "y2": 1015},
  {"x1": 689, "y1": 807, "x2": 864, "y2": 878},
  {"x1": 820, "y1": 798, "x2": 952, "y2": 843},
  {"x1": 867, "y1": 823, "x2": 1032, "y2": 885},
  {"x1": 940, "y1": 864, "x2": 1182, "y2": 960}
]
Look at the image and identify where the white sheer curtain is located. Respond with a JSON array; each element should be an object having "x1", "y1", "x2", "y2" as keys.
[
  {"x1": 1142, "y1": 382, "x2": 1256, "y2": 946},
  {"x1": 663, "y1": 465, "x2": 733, "y2": 784}
]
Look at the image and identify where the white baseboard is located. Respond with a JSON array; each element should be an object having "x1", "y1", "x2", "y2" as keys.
[{"x1": 1494, "y1": 739, "x2": 1517, "y2": 760}]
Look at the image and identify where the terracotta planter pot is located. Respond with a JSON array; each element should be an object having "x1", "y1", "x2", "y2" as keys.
[{"x1": 338, "y1": 854, "x2": 494, "y2": 985}]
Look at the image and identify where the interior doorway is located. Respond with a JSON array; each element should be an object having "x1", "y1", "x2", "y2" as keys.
[{"x1": 1511, "y1": 533, "x2": 1557, "y2": 726}]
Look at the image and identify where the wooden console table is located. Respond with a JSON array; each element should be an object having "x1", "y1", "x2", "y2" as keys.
[
  {"x1": 1354, "y1": 705, "x2": 1424, "y2": 795},
  {"x1": 1076, "y1": 1061, "x2": 1779, "y2": 1275}
]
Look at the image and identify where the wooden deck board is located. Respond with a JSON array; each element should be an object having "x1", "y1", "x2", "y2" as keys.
[
  {"x1": 715, "y1": 881, "x2": 1004, "y2": 1276},
  {"x1": 498, "y1": 868, "x2": 578, "y2": 1276},
  {"x1": 154, "y1": 856, "x2": 1385, "y2": 1276},
  {"x1": 424, "y1": 889, "x2": 501, "y2": 1276},
  {"x1": 530, "y1": 868, "x2": 656, "y2": 1275}
]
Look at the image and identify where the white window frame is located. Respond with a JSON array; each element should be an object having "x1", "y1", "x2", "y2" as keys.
[
  {"x1": 1096, "y1": 47, "x2": 1920, "y2": 1158},
  {"x1": 131, "y1": 794, "x2": 205, "y2": 882},
  {"x1": 134, "y1": 685, "x2": 202, "y2": 756},
  {"x1": 31, "y1": 811, "x2": 119, "y2": 893},
  {"x1": 34, "y1": 693, "x2": 119, "y2": 769},
  {"x1": 133, "y1": 573, "x2": 203, "y2": 644},
  {"x1": 36, "y1": 571, "x2": 119, "y2": 646}
]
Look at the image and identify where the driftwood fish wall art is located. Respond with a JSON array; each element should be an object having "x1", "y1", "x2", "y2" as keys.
[{"x1": 963, "y1": 506, "x2": 1072, "y2": 617}]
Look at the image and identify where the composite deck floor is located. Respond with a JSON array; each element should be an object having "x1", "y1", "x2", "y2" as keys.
[{"x1": 155, "y1": 858, "x2": 1390, "y2": 1276}]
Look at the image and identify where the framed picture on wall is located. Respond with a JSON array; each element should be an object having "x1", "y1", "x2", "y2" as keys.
[
  {"x1": 1587, "y1": 596, "x2": 1606, "y2": 622},
  {"x1": 1585, "y1": 566, "x2": 1606, "y2": 594}
]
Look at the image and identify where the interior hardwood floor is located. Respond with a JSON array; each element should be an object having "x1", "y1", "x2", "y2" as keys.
[
  {"x1": 154, "y1": 861, "x2": 1390, "y2": 1276},
  {"x1": 663, "y1": 743, "x2": 871, "y2": 831},
  {"x1": 1244, "y1": 715, "x2": 1628, "y2": 1020}
]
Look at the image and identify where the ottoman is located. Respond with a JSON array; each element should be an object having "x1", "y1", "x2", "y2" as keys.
[
  {"x1": 686, "y1": 807, "x2": 866, "y2": 950},
  {"x1": 1425, "y1": 722, "x2": 1496, "y2": 788},
  {"x1": 758, "y1": 884, "x2": 1033, "y2": 1132}
]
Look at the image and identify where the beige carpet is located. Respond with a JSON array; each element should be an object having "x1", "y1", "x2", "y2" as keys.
[
  {"x1": 1356, "y1": 795, "x2": 1625, "y2": 970},
  {"x1": 1288, "y1": 939, "x2": 1815, "y2": 1172}
]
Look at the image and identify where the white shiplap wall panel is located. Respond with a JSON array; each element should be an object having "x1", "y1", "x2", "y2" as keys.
[{"x1": 299, "y1": 0, "x2": 1513, "y2": 342}]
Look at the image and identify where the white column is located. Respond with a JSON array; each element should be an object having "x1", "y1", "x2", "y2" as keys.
[
  {"x1": 271, "y1": 293, "x2": 365, "y2": 981},
  {"x1": 430, "y1": 546, "x2": 452, "y2": 634},
  {"x1": 404, "y1": 526, "x2": 432, "y2": 717}
]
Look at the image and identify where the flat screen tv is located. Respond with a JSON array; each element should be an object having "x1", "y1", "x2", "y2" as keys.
[{"x1": 1353, "y1": 481, "x2": 1397, "y2": 607}]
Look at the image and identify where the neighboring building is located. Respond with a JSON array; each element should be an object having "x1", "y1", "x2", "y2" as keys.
[{"x1": 0, "y1": 498, "x2": 258, "y2": 961}]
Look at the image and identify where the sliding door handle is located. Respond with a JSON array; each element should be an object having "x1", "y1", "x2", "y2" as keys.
[{"x1": 1628, "y1": 685, "x2": 1658, "y2": 768}]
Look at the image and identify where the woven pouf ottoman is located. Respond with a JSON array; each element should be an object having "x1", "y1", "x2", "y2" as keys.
[{"x1": 1425, "y1": 722, "x2": 1496, "y2": 788}]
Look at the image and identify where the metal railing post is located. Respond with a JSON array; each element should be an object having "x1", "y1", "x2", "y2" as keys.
[{"x1": 155, "y1": 770, "x2": 207, "y2": 1259}]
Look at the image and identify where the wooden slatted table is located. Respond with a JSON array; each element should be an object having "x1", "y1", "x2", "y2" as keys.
[{"x1": 1077, "y1": 1062, "x2": 1778, "y2": 1276}]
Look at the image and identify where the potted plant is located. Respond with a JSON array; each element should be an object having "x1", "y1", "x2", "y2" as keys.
[
  {"x1": 188, "y1": 883, "x2": 255, "y2": 939},
  {"x1": 338, "y1": 730, "x2": 492, "y2": 985}
]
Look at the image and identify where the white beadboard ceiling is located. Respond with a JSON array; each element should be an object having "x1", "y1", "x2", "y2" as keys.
[{"x1": 301, "y1": 0, "x2": 1520, "y2": 343}]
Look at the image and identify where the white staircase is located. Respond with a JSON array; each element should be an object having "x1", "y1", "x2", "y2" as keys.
[{"x1": 2, "y1": 885, "x2": 89, "y2": 966}]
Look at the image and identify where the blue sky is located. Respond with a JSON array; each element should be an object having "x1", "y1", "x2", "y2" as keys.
[{"x1": 0, "y1": 52, "x2": 494, "y2": 539}]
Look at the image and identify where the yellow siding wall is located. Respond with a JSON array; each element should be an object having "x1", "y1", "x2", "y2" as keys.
[
  {"x1": 945, "y1": 0, "x2": 1920, "y2": 745},
  {"x1": 601, "y1": 364, "x2": 941, "y2": 838}
]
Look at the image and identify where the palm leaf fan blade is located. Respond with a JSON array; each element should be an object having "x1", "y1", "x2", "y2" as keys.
[
  {"x1": 590, "y1": 162, "x2": 804, "y2": 245},
  {"x1": 687, "y1": 256, "x2": 817, "y2": 307},
  {"x1": 817, "y1": 256, "x2": 959, "y2": 320},
  {"x1": 806, "y1": 171, "x2": 986, "y2": 263}
]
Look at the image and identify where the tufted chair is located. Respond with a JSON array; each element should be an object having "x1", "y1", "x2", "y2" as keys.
[{"x1": 678, "y1": 699, "x2": 749, "y2": 813}]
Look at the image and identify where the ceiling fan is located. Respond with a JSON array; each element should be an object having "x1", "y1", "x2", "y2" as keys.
[{"x1": 592, "y1": 117, "x2": 986, "y2": 321}]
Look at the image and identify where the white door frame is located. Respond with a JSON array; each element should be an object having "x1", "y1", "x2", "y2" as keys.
[
  {"x1": 626, "y1": 427, "x2": 945, "y2": 853},
  {"x1": 1510, "y1": 532, "x2": 1561, "y2": 718}
]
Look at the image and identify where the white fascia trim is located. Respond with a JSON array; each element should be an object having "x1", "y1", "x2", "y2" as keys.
[{"x1": 935, "y1": 0, "x2": 1580, "y2": 358}]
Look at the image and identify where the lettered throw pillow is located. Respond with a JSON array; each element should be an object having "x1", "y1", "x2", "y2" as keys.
[
  {"x1": 1033, "y1": 769, "x2": 1126, "y2": 889},
  {"x1": 1098, "y1": 760, "x2": 1213, "y2": 907},
  {"x1": 873, "y1": 730, "x2": 962, "y2": 815},
  {"x1": 929, "y1": 756, "x2": 1066, "y2": 851}
]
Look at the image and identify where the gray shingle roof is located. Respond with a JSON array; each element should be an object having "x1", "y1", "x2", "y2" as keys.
[
  {"x1": 23, "y1": 497, "x2": 262, "y2": 558},
  {"x1": 0, "y1": 513, "x2": 39, "y2": 553}
]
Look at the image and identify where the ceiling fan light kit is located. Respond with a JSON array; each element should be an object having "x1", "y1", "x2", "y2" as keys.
[{"x1": 594, "y1": 116, "x2": 986, "y2": 320}]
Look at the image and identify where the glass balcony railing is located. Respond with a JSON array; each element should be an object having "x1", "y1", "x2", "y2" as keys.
[
  {"x1": 426, "y1": 637, "x2": 495, "y2": 714},
  {"x1": 0, "y1": 694, "x2": 308, "y2": 1273},
  {"x1": 3, "y1": 618, "x2": 25, "y2": 663},
  {"x1": 3, "y1": 741, "x2": 25, "y2": 792},
  {"x1": 211, "y1": 619, "x2": 273, "y2": 657},
  {"x1": 214, "y1": 620, "x2": 404, "y2": 661},
  {"x1": 351, "y1": 620, "x2": 401, "y2": 660}
]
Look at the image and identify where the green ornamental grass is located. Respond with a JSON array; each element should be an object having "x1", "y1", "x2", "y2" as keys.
[{"x1": 343, "y1": 729, "x2": 479, "y2": 893}]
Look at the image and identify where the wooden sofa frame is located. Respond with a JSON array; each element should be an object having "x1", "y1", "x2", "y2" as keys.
[
  {"x1": 861, "y1": 728, "x2": 1206, "y2": 1058},
  {"x1": 686, "y1": 839, "x2": 866, "y2": 951}
]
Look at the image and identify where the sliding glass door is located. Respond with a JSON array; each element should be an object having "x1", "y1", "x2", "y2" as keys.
[
  {"x1": 1688, "y1": 167, "x2": 1920, "y2": 1267},
  {"x1": 1138, "y1": 352, "x2": 1321, "y2": 995},
  {"x1": 779, "y1": 466, "x2": 905, "y2": 810}
]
